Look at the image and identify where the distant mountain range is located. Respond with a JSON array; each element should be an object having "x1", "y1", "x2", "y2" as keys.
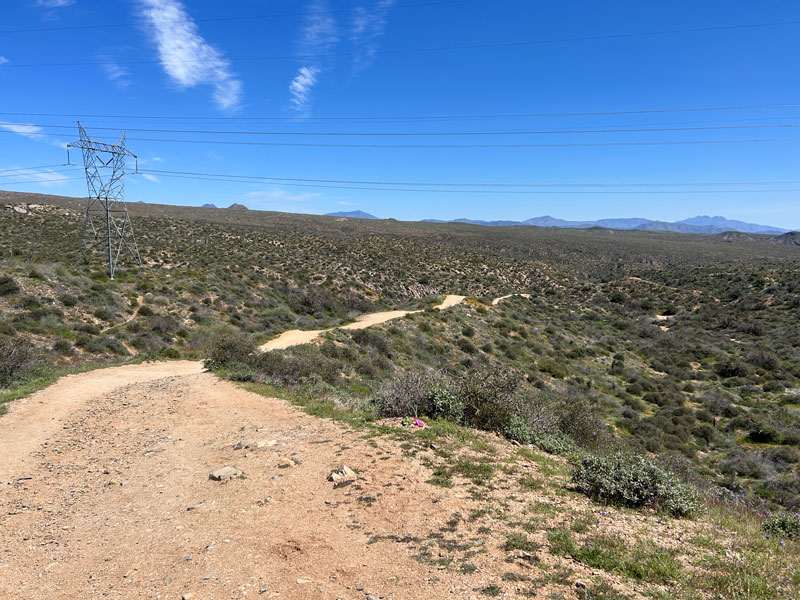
[
  {"x1": 322, "y1": 209, "x2": 789, "y2": 234},
  {"x1": 325, "y1": 210, "x2": 379, "y2": 219},
  {"x1": 418, "y1": 215, "x2": 788, "y2": 235}
]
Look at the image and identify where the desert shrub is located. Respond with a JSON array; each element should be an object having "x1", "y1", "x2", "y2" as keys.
[
  {"x1": 251, "y1": 345, "x2": 341, "y2": 385},
  {"x1": 19, "y1": 295, "x2": 41, "y2": 310},
  {"x1": 503, "y1": 414, "x2": 532, "y2": 443},
  {"x1": 59, "y1": 293, "x2": 78, "y2": 307},
  {"x1": 715, "y1": 358, "x2": 752, "y2": 379},
  {"x1": 0, "y1": 275, "x2": 20, "y2": 296},
  {"x1": 762, "y1": 513, "x2": 800, "y2": 539},
  {"x1": 0, "y1": 337, "x2": 44, "y2": 388},
  {"x1": 350, "y1": 329, "x2": 391, "y2": 357},
  {"x1": 538, "y1": 358, "x2": 569, "y2": 379},
  {"x1": 148, "y1": 314, "x2": 180, "y2": 335},
  {"x1": 572, "y1": 452, "x2": 703, "y2": 518},
  {"x1": 555, "y1": 393, "x2": 610, "y2": 450},
  {"x1": 746, "y1": 349, "x2": 780, "y2": 371},
  {"x1": 748, "y1": 420, "x2": 783, "y2": 444},
  {"x1": 137, "y1": 304, "x2": 154, "y2": 317},
  {"x1": 53, "y1": 339, "x2": 74, "y2": 355},
  {"x1": 94, "y1": 308, "x2": 115, "y2": 322},
  {"x1": 373, "y1": 371, "x2": 433, "y2": 417},
  {"x1": 428, "y1": 387, "x2": 464, "y2": 422},
  {"x1": 205, "y1": 330, "x2": 256, "y2": 368},
  {"x1": 459, "y1": 367, "x2": 522, "y2": 432},
  {"x1": 532, "y1": 431, "x2": 579, "y2": 456}
]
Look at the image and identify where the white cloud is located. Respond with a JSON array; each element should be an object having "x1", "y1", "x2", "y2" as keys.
[
  {"x1": 289, "y1": 66, "x2": 320, "y2": 112},
  {"x1": 289, "y1": 1, "x2": 339, "y2": 113},
  {"x1": 138, "y1": 0, "x2": 242, "y2": 110},
  {"x1": 245, "y1": 188, "x2": 320, "y2": 210},
  {"x1": 0, "y1": 121, "x2": 68, "y2": 149},
  {"x1": 36, "y1": 0, "x2": 75, "y2": 7},
  {"x1": 98, "y1": 57, "x2": 132, "y2": 89},
  {"x1": 298, "y1": 1, "x2": 339, "y2": 56},
  {"x1": 351, "y1": 0, "x2": 393, "y2": 72},
  {"x1": 151, "y1": 156, "x2": 164, "y2": 162},
  {"x1": 140, "y1": 173, "x2": 161, "y2": 183},
  {"x1": 1, "y1": 166, "x2": 71, "y2": 187},
  {"x1": 0, "y1": 57, "x2": 8, "y2": 65}
]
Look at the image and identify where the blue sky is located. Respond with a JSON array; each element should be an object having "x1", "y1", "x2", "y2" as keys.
[{"x1": 1, "y1": 0, "x2": 799, "y2": 228}]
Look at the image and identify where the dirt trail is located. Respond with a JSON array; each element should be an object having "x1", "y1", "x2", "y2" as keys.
[
  {"x1": 102, "y1": 295, "x2": 145, "y2": 334},
  {"x1": 260, "y1": 294, "x2": 466, "y2": 351},
  {"x1": 0, "y1": 361, "x2": 204, "y2": 484},
  {"x1": 491, "y1": 293, "x2": 530, "y2": 306},
  {"x1": 0, "y1": 368, "x2": 518, "y2": 600},
  {"x1": 0, "y1": 292, "x2": 543, "y2": 599}
]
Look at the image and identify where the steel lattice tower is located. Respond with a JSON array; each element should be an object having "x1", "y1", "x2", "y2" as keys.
[{"x1": 67, "y1": 123, "x2": 142, "y2": 279}]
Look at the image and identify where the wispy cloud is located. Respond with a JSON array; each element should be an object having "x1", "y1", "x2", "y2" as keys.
[
  {"x1": 1, "y1": 166, "x2": 71, "y2": 187},
  {"x1": 139, "y1": 173, "x2": 161, "y2": 183},
  {"x1": 0, "y1": 121, "x2": 67, "y2": 148},
  {"x1": 289, "y1": 66, "x2": 320, "y2": 112},
  {"x1": 138, "y1": 0, "x2": 242, "y2": 110},
  {"x1": 351, "y1": 0, "x2": 393, "y2": 72},
  {"x1": 97, "y1": 56, "x2": 132, "y2": 89},
  {"x1": 245, "y1": 188, "x2": 320, "y2": 210},
  {"x1": 289, "y1": 1, "x2": 339, "y2": 114},
  {"x1": 0, "y1": 57, "x2": 8, "y2": 66},
  {"x1": 36, "y1": 0, "x2": 75, "y2": 7}
]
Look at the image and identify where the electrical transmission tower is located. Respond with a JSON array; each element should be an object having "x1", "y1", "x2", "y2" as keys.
[{"x1": 67, "y1": 123, "x2": 142, "y2": 279}]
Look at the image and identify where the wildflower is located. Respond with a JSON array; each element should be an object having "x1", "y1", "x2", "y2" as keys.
[
  {"x1": 780, "y1": 541, "x2": 786, "y2": 547},
  {"x1": 765, "y1": 534, "x2": 770, "y2": 539}
]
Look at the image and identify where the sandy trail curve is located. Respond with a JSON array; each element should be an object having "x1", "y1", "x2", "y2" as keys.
[
  {"x1": 492, "y1": 293, "x2": 530, "y2": 305},
  {"x1": 260, "y1": 294, "x2": 466, "y2": 351}
]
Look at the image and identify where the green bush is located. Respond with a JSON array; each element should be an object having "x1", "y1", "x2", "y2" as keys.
[
  {"x1": 0, "y1": 275, "x2": 21, "y2": 296},
  {"x1": 205, "y1": 330, "x2": 256, "y2": 368},
  {"x1": 503, "y1": 414, "x2": 532, "y2": 443},
  {"x1": 572, "y1": 452, "x2": 703, "y2": 518},
  {"x1": 428, "y1": 387, "x2": 464, "y2": 422},
  {"x1": 532, "y1": 431, "x2": 578, "y2": 456},
  {"x1": 0, "y1": 336, "x2": 43, "y2": 388},
  {"x1": 762, "y1": 513, "x2": 800, "y2": 539}
]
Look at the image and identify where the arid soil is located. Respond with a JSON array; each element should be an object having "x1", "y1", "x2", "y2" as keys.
[{"x1": 0, "y1": 364, "x2": 534, "y2": 600}]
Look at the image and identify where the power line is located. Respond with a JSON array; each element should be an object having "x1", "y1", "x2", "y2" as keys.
[
  {"x1": 0, "y1": 167, "x2": 80, "y2": 178},
  {"x1": 0, "y1": 176, "x2": 86, "y2": 186},
  {"x1": 5, "y1": 20, "x2": 800, "y2": 69},
  {"x1": 14, "y1": 122, "x2": 800, "y2": 136},
  {"x1": 0, "y1": 164, "x2": 67, "y2": 174},
  {"x1": 0, "y1": 0, "x2": 469, "y2": 35},
  {"x1": 138, "y1": 168, "x2": 800, "y2": 189},
  {"x1": 1, "y1": 130, "x2": 797, "y2": 148},
  {"x1": 2, "y1": 103, "x2": 799, "y2": 122},
  {"x1": 145, "y1": 171, "x2": 800, "y2": 194}
]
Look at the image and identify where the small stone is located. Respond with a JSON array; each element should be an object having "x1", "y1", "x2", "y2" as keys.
[
  {"x1": 296, "y1": 577, "x2": 312, "y2": 584},
  {"x1": 356, "y1": 585, "x2": 364, "y2": 591},
  {"x1": 209, "y1": 466, "x2": 241, "y2": 481},
  {"x1": 234, "y1": 442, "x2": 244, "y2": 450},
  {"x1": 181, "y1": 594, "x2": 194, "y2": 600},
  {"x1": 179, "y1": 555, "x2": 193, "y2": 563},
  {"x1": 328, "y1": 466, "x2": 356, "y2": 482}
]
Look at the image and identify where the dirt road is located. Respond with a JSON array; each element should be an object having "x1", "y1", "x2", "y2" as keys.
[
  {"x1": 1, "y1": 292, "x2": 537, "y2": 599},
  {"x1": 0, "y1": 366, "x2": 498, "y2": 600},
  {"x1": 260, "y1": 294, "x2": 466, "y2": 351}
]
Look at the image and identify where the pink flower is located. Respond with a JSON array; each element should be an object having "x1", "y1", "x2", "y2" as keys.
[{"x1": 411, "y1": 418, "x2": 425, "y2": 428}]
